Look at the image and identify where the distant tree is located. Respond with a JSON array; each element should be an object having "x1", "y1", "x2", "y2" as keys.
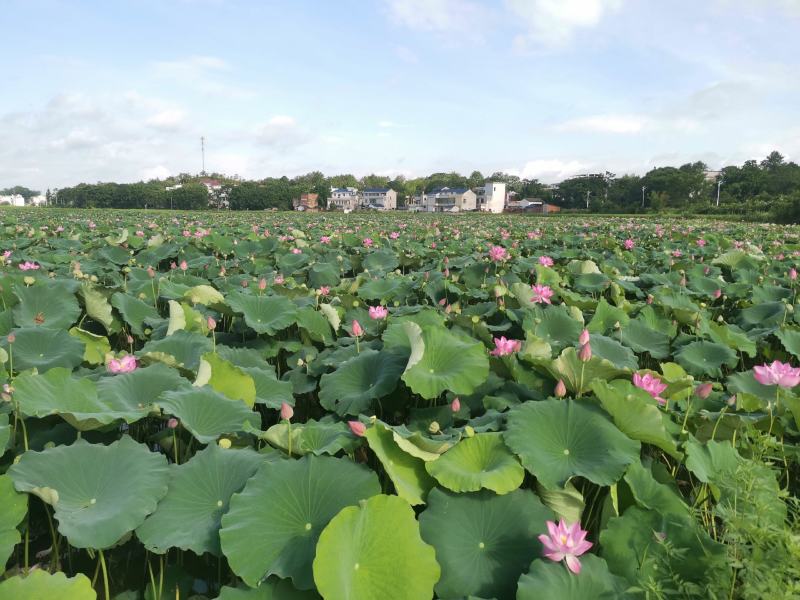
[
  {"x1": 467, "y1": 170, "x2": 485, "y2": 189},
  {"x1": 360, "y1": 174, "x2": 390, "y2": 189},
  {"x1": 1, "y1": 186, "x2": 40, "y2": 201}
]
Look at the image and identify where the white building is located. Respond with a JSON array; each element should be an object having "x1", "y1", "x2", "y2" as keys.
[
  {"x1": 328, "y1": 187, "x2": 360, "y2": 211},
  {"x1": 0, "y1": 194, "x2": 26, "y2": 207},
  {"x1": 361, "y1": 188, "x2": 397, "y2": 210},
  {"x1": 476, "y1": 182, "x2": 507, "y2": 213},
  {"x1": 410, "y1": 187, "x2": 477, "y2": 212}
]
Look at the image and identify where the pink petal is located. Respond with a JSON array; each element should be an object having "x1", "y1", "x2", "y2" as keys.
[{"x1": 565, "y1": 554, "x2": 582, "y2": 574}]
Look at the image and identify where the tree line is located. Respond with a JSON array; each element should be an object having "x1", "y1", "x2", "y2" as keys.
[{"x1": 18, "y1": 151, "x2": 800, "y2": 221}]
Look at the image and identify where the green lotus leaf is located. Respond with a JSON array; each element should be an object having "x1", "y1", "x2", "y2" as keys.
[
  {"x1": 365, "y1": 422, "x2": 436, "y2": 505},
  {"x1": 425, "y1": 432, "x2": 523, "y2": 495},
  {"x1": 111, "y1": 292, "x2": 160, "y2": 337},
  {"x1": 227, "y1": 292, "x2": 298, "y2": 335},
  {"x1": 308, "y1": 262, "x2": 341, "y2": 289},
  {"x1": 737, "y1": 301, "x2": 785, "y2": 330},
  {"x1": 319, "y1": 349, "x2": 406, "y2": 416},
  {"x1": 536, "y1": 481, "x2": 584, "y2": 523},
  {"x1": 588, "y1": 334, "x2": 638, "y2": 370},
  {"x1": 390, "y1": 426, "x2": 453, "y2": 461},
  {"x1": 587, "y1": 298, "x2": 629, "y2": 334},
  {"x1": 220, "y1": 455, "x2": 381, "y2": 589},
  {"x1": 319, "y1": 303, "x2": 340, "y2": 331},
  {"x1": 158, "y1": 387, "x2": 259, "y2": 444},
  {"x1": 504, "y1": 399, "x2": 640, "y2": 489},
  {"x1": 674, "y1": 341, "x2": 737, "y2": 378},
  {"x1": 12, "y1": 283, "x2": 80, "y2": 329},
  {"x1": 0, "y1": 570, "x2": 96, "y2": 600},
  {"x1": 0, "y1": 414, "x2": 9, "y2": 454},
  {"x1": 0, "y1": 474, "x2": 26, "y2": 568},
  {"x1": 776, "y1": 326, "x2": 800, "y2": 359},
  {"x1": 600, "y1": 506, "x2": 728, "y2": 586},
  {"x1": 532, "y1": 306, "x2": 583, "y2": 354},
  {"x1": 166, "y1": 299, "x2": 187, "y2": 335},
  {"x1": 362, "y1": 249, "x2": 399, "y2": 274},
  {"x1": 4, "y1": 327, "x2": 85, "y2": 372},
  {"x1": 296, "y1": 307, "x2": 334, "y2": 344},
  {"x1": 623, "y1": 461, "x2": 688, "y2": 517},
  {"x1": 80, "y1": 282, "x2": 118, "y2": 333},
  {"x1": 517, "y1": 554, "x2": 626, "y2": 600},
  {"x1": 184, "y1": 284, "x2": 225, "y2": 306},
  {"x1": 591, "y1": 380, "x2": 680, "y2": 458},
  {"x1": 401, "y1": 323, "x2": 489, "y2": 399},
  {"x1": 619, "y1": 320, "x2": 670, "y2": 360},
  {"x1": 9, "y1": 437, "x2": 169, "y2": 549},
  {"x1": 195, "y1": 352, "x2": 257, "y2": 408},
  {"x1": 702, "y1": 321, "x2": 756, "y2": 358},
  {"x1": 312, "y1": 494, "x2": 440, "y2": 600},
  {"x1": 241, "y1": 366, "x2": 294, "y2": 409},
  {"x1": 543, "y1": 347, "x2": 628, "y2": 394},
  {"x1": 217, "y1": 580, "x2": 319, "y2": 600},
  {"x1": 573, "y1": 272, "x2": 610, "y2": 293},
  {"x1": 419, "y1": 488, "x2": 553, "y2": 599},
  {"x1": 139, "y1": 330, "x2": 212, "y2": 372},
  {"x1": 69, "y1": 327, "x2": 111, "y2": 365},
  {"x1": 136, "y1": 445, "x2": 263, "y2": 556}
]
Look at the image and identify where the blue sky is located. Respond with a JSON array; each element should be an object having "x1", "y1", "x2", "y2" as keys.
[{"x1": 2, "y1": 0, "x2": 799, "y2": 190}]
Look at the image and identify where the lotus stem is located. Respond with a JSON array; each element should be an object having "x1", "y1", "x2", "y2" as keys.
[{"x1": 98, "y1": 549, "x2": 110, "y2": 600}]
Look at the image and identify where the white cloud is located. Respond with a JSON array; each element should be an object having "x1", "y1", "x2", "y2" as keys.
[
  {"x1": 507, "y1": 0, "x2": 623, "y2": 46},
  {"x1": 555, "y1": 114, "x2": 648, "y2": 134},
  {"x1": 151, "y1": 56, "x2": 254, "y2": 99},
  {"x1": 141, "y1": 165, "x2": 171, "y2": 181},
  {"x1": 146, "y1": 109, "x2": 186, "y2": 130},
  {"x1": 393, "y1": 45, "x2": 419, "y2": 63},
  {"x1": 378, "y1": 120, "x2": 399, "y2": 128},
  {"x1": 507, "y1": 159, "x2": 592, "y2": 182},
  {"x1": 254, "y1": 115, "x2": 312, "y2": 148},
  {"x1": 385, "y1": 0, "x2": 485, "y2": 32}
]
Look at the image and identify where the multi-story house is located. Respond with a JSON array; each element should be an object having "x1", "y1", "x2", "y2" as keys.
[
  {"x1": 475, "y1": 182, "x2": 507, "y2": 213},
  {"x1": 328, "y1": 187, "x2": 360, "y2": 211},
  {"x1": 361, "y1": 188, "x2": 397, "y2": 210},
  {"x1": 292, "y1": 193, "x2": 319, "y2": 211},
  {"x1": 411, "y1": 187, "x2": 477, "y2": 212}
]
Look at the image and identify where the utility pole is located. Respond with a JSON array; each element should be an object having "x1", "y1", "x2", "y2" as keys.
[
  {"x1": 641, "y1": 185, "x2": 647, "y2": 208},
  {"x1": 585, "y1": 190, "x2": 590, "y2": 210},
  {"x1": 201, "y1": 136, "x2": 206, "y2": 175},
  {"x1": 716, "y1": 179, "x2": 722, "y2": 207}
]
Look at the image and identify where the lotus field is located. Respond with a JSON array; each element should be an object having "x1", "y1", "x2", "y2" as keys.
[{"x1": 1, "y1": 208, "x2": 800, "y2": 600}]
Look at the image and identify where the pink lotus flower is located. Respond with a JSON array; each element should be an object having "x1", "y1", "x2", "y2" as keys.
[
  {"x1": 351, "y1": 320, "x2": 363, "y2": 337},
  {"x1": 362, "y1": 238, "x2": 374, "y2": 247},
  {"x1": 578, "y1": 343, "x2": 592, "y2": 362},
  {"x1": 672, "y1": 250, "x2": 682, "y2": 258},
  {"x1": 695, "y1": 382, "x2": 713, "y2": 399},
  {"x1": 633, "y1": 372, "x2": 668, "y2": 405},
  {"x1": 207, "y1": 316, "x2": 217, "y2": 330},
  {"x1": 18, "y1": 261, "x2": 40, "y2": 271},
  {"x1": 368, "y1": 306, "x2": 388, "y2": 320},
  {"x1": 258, "y1": 278, "x2": 267, "y2": 291},
  {"x1": 280, "y1": 402, "x2": 294, "y2": 421},
  {"x1": 753, "y1": 360, "x2": 800, "y2": 389},
  {"x1": 578, "y1": 329, "x2": 590, "y2": 346},
  {"x1": 320, "y1": 235, "x2": 331, "y2": 244},
  {"x1": 318, "y1": 286, "x2": 330, "y2": 296},
  {"x1": 554, "y1": 379, "x2": 567, "y2": 398},
  {"x1": 488, "y1": 246, "x2": 509, "y2": 262},
  {"x1": 390, "y1": 232, "x2": 400, "y2": 240},
  {"x1": 696, "y1": 238, "x2": 706, "y2": 247},
  {"x1": 450, "y1": 397, "x2": 461, "y2": 412},
  {"x1": 538, "y1": 256, "x2": 554, "y2": 267},
  {"x1": 538, "y1": 519, "x2": 593, "y2": 575},
  {"x1": 167, "y1": 417, "x2": 179, "y2": 429},
  {"x1": 623, "y1": 239, "x2": 635, "y2": 250},
  {"x1": 790, "y1": 268, "x2": 798, "y2": 281},
  {"x1": 348, "y1": 421, "x2": 366, "y2": 437},
  {"x1": 274, "y1": 275, "x2": 285, "y2": 285},
  {"x1": 108, "y1": 355, "x2": 138, "y2": 374},
  {"x1": 179, "y1": 260, "x2": 188, "y2": 271},
  {"x1": 291, "y1": 248, "x2": 302, "y2": 254},
  {"x1": 490, "y1": 336, "x2": 522, "y2": 357},
  {"x1": 530, "y1": 284, "x2": 553, "y2": 304}
]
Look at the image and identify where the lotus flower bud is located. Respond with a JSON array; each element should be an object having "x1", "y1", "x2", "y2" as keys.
[
  {"x1": 351, "y1": 320, "x2": 363, "y2": 337},
  {"x1": 555, "y1": 379, "x2": 567, "y2": 398},
  {"x1": 280, "y1": 402, "x2": 294, "y2": 421},
  {"x1": 464, "y1": 425, "x2": 475, "y2": 437},
  {"x1": 7, "y1": 333, "x2": 15, "y2": 344},
  {"x1": 695, "y1": 383, "x2": 713, "y2": 399},
  {"x1": 167, "y1": 418, "x2": 179, "y2": 429},
  {"x1": 579, "y1": 329, "x2": 590, "y2": 345},
  {"x1": 348, "y1": 421, "x2": 366, "y2": 437},
  {"x1": 207, "y1": 316, "x2": 217, "y2": 330},
  {"x1": 451, "y1": 397, "x2": 461, "y2": 412},
  {"x1": 578, "y1": 343, "x2": 592, "y2": 362},
  {"x1": 428, "y1": 421, "x2": 441, "y2": 434}
]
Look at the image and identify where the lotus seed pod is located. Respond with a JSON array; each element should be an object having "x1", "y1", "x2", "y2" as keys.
[
  {"x1": 218, "y1": 438, "x2": 232, "y2": 449},
  {"x1": 464, "y1": 425, "x2": 475, "y2": 438},
  {"x1": 428, "y1": 421, "x2": 441, "y2": 434}
]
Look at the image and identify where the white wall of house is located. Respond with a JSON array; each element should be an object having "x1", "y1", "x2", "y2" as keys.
[
  {"x1": 482, "y1": 182, "x2": 506, "y2": 213},
  {"x1": 362, "y1": 188, "x2": 397, "y2": 210},
  {"x1": 0, "y1": 194, "x2": 26, "y2": 207}
]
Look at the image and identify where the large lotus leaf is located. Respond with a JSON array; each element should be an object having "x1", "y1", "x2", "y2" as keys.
[
  {"x1": 4, "y1": 327, "x2": 85, "y2": 372},
  {"x1": 674, "y1": 341, "x2": 737, "y2": 378},
  {"x1": 543, "y1": 347, "x2": 628, "y2": 394},
  {"x1": 241, "y1": 366, "x2": 294, "y2": 409},
  {"x1": 184, "y1": 284, "x2": 225, "y2": 306},
  {"x1": 12, "y1": 283, "x2": 80, "y2": 329},
  {"x1": 195, "y1": 352, "x2": 257, "y2": 408},
  {"x1": 227, "y1": 293, "x2": 298, "y2": 335},
  {"x1": 702, "y1": 321, "x2": 757, "y2": 358},
  {"x1": 308, "y1": 262, "x2": 341, "y2": 289},
  {"x1": 401, "y1": 322, "x2": 489, "y2": 399},
  {"x1": 0, "y1": 414, "x2": 9, "y2": 454},
  {"x1": 592, "y1": 380, "x2": 680, "y2": 457},
  {"x1": 517, "y1": 554, "x2": 626, "y2": 600},
  {"x1": 220, "y1": 455, "x2": 381, "y2": 590},
  {"x1": 587, "y1": 298, "x2": 629, "y2": 334},
  {"x1": 532, "y1": 307, "x2": 583, "y2": 354},
  {"x1": 776, "y1": 327, "x2": 800, "y2": 359},
  {"x1": 97, "y1": 362, "x2": 188, "y2": 413},
  {"x1": 737, "y1": 301, "x2": 785, "y2": 330},
  {"x1": 312, "y1": 494, "x2": 440, "y2": 600},
  {"x1": 296, "y1": 307, "x2": 334, "y2": 344},
  {"x1": 357, "y1": 277, "x2": 411, "y2": 302},
  {"x1": 139, "y1": 330, "x2": 212, "y2": 372},
  {"x1": 588, "y1": 334, "x2": 638, "y2": 370},
  {"x1": 600, "y1": 506, "x2": 728, "y2": 586},
  {"x1": 217, "y1": 580, "x2": 319, "y2": 600},
  {"x1": 425, "y1": 432, "x2": 523, "y2": 495},
  {"x1": 504, "y1": 399, "x2": 640, "y2": 489},
  {"x1": 0, "y1": 571, "x2": 96, "y2": 600},
  {"x1": 69, "y1": 327, "x2": 111, "y2": 365},
  {"x1": 536, "y1": 481, "x2": 584, "y2": 523},
  {"x1": 319, "y1": 349, "x2": 406, "y2": 416},
  {"x1": 0, "y1": 474, "x2": 26, "y2": 568},
  {"x1": 111, "y1": 292, "x2": 160, "y2": 337},
  {"x1": 619, "y1": 319, "x2": 670, "y2": 359},
  {"x1": 419, "y1": 488, "x2": 552, "y2": 599},
  {"x1": 158, "y1": 387, "x2": 259, "y2": 444},
  {"x1": 362, "y1": 249, "x2": 399, "y2": 274},
  {"x1": 624, "y1": 461, "x2": 688, "y2": 517},
  {"x1": 365, "y1": 421, "x2": 436, "y2": 505},
  {"x1": 9, "y1": 437, "x2": 169, "y2": 549},
  {"x1": 261, "y1": 419, "x2": 359, "y2": 456},
  {"x1": 80, "y1": 283, "x2": 118, "y2": 333},
  {"x1": 136, "y1": 445, "x2": 263, "y2": 556}
]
